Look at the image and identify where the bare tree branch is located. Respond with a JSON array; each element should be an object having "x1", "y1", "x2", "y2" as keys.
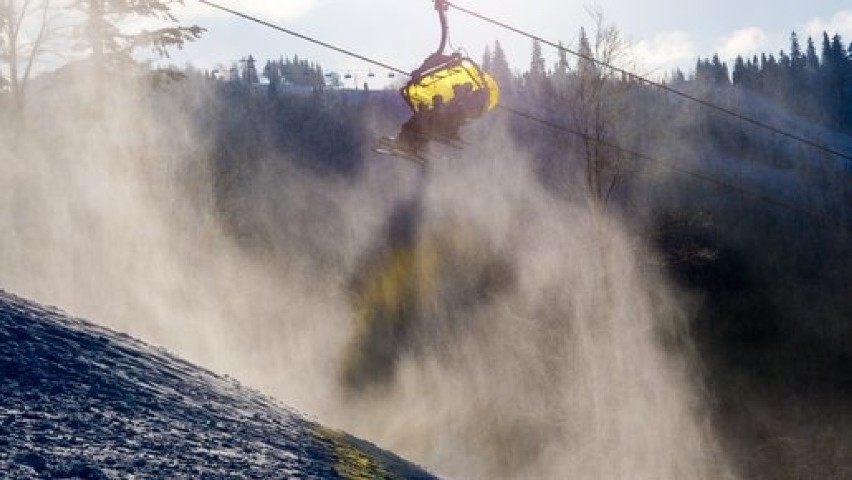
[
  {"x1": 565, "y1": 10, "x2": 636, "y2": 206},
  {"x1": 1, "y1": 0, "x2": 65, "y2": 111}
]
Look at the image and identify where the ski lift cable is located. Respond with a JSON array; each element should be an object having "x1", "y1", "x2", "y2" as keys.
[
  {"x1": 196, "y1": 0, "x2": 408, "y2": 77},
  {"x1": 445, "y1": 1, "x2": 852, "y2": 165},
  {"x1": 500, "y1": 104, "x2": 844, "y2": 227},
  {"x1": 194, "y1": 0, "x2": 849, "y2": 229}
]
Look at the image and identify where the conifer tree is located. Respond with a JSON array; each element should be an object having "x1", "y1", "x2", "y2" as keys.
[
  {"x1": 529, "y1": 38, "x2": 546, "y2": 79},
  {"x1": 805, "y1": 36, "x2": 819, "y2": 70},
  {"x1": 789, "y1": 31, "x2": 804, "y2": 71},
  {"x1": 577, "y1": 27, "x2": 594, "y2": 80},
  {"x1": 490, "y1": 40, "x2": 512, "y2": 93},
  {"x1": 821, "y1": 32, "x2": 832, "y2": 65},
  {"x1": 241, "y1": 54, "x2": 258, "y2": 85},
  {"x1": 732, "y1": 55, "x2": 746, "y2": 85},
  {"x1": 481, "y1": 44, "x2": 491, "y2": 73},
  {"x1": 830, "y1": 34, "x2": 844, "y2": 63},
  {"x1": 712, "y1": 54, "x2": 729, "y2": 85},
  {"x1": 527, "y1": 38, "x2": 548, "y2": 95},
  {"x1": 74, "y1": 0, "x2": 203, "y2": 73},
  {"x1": 263, "y1": 59, "x2": 281, "y2": 93},
  {"x1": 749, "y1": 55, "x2": 760, "y2": 87},
  {"x1": 822, "y1": 35, "x2": 844, "y2": 100},
  {"x1": 696, "y1": 55, "x2": 729, "y2": 85},
  {"x1": 554, "y1": 41, "x2": 569, "y2": 77},
  {"x1": 550, "y1": 41, "x2": 570, "y2": 92},
  {"x1": 778, "y1": 50, "x2": 790, "y2": 70}
]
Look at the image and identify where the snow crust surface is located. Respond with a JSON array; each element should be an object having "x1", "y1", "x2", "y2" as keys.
[{"x1": 0, "y1": 290, "x2": 436, "y2": 479}]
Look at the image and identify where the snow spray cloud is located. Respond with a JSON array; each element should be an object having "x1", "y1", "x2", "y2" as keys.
[
  {"x1": 0, "y1": 73, "x2": 731, "y2": 478},
  {"x1": 326, "y1": 150, "x2": 733, "y2": 479},
  {"x1": 0, "y1": 72, "x2": 357, "y2": 413}
]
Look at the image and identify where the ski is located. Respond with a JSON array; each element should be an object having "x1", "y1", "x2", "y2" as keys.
[{"x1": 371, "y1": 136, "x2": 432, "y2": 165}]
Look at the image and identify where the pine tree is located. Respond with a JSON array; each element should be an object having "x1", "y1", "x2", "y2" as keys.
[
  {"x1": 757, "y1": 53, "x2": 777, "y2": 94},
  {"x1": 830, "y1": 34, "x2": 844, "y2": 62},
  {"x1": 846, "y1": 42, "x2": 852, "y2": 130},
  {"x1": 241, "y1": 55, "x2": 258, "y2": 85},
  {"x1": 74, "y1": 0, "x2": 203, "y2": 73},
  {"x1": 529, "y1": 39, "x2": 546, "y2": 79},
  {"x1": 527, "y1": 38, "x2": 548, "y2": 95},
  {"x1": 694, "y1": 58, "x2": 707, "y2": 83},
  {"x1": 577, "y1": 27, "x2": 595, "y2": 80},
  {"x1": 481, "y1": 44, "x2": 492, "y2": 73},
  {"x1": 263, "y1": 59, "x2": 281, "y2": 94},
  {"x1": 821, "y1": 32, "x2": 832, "y2": 65},
  {"x1": 732, "y1": 55, "x2": 746, "y2": 86},
  {"x1": 819, "y1": 32, "x2": 843, "y2": 124},
  {"x1": 827, "y1": 34, "x2": 852, "y2": 130},
  {"x1": 550, "y1": 40, "x2": 570, "y2": 93},
  {"x1": 694, "y1": 55, "x2": 730, "y2": 86},
  {"x1": 491, "y1": 40, "x2": 512, "y2": 93},
  {"x1": 749, "y1": 55, "x2": 760, "y2": 87},
  {"x1": 790, "y1": 31, "x2": 804, "y2": 71},
  {"x1": 778, "y1": 50, "x2": 790, "y2": 70},
  {"x1": 806, "y1": 36, "x2": 819, "y2": 70},
  {"x1": 711, "y1": 54, "x2": 729, "y2": 85},
  {"x1": 554, "y1": 41, "x2": 569, "y2": 77}
]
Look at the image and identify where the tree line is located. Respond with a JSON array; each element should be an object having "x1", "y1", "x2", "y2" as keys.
[{"x1": 684, "y1": 31, "x2": 852, "y2": 132}]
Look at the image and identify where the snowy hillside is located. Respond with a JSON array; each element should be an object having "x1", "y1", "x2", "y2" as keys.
[{"x1": 0, "y1": 290, "x2": 436, "y2": 479}]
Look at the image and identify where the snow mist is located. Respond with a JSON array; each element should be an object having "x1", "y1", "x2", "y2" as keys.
[{"x1": 0, "y1": 74, "x2": 731, "y2": 478}]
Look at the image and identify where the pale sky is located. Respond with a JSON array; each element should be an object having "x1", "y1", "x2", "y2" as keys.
[{"x1": 159, "y1": 1, "x2": 852, "y2": 85}]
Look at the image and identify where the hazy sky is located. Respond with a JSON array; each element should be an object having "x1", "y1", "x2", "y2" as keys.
[{"x1": 161, "y1": 1, "x2": 852, "y2": 85}]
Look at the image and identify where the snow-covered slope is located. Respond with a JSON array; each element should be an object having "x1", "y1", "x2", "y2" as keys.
[{"x1": 0, "y1": 290, "x2": 436, "y2": 479}]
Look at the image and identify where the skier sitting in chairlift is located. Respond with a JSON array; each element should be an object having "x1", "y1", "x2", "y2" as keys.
[{"x1": 374, "y1": 0, "x2": 499, "y2": 162}]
